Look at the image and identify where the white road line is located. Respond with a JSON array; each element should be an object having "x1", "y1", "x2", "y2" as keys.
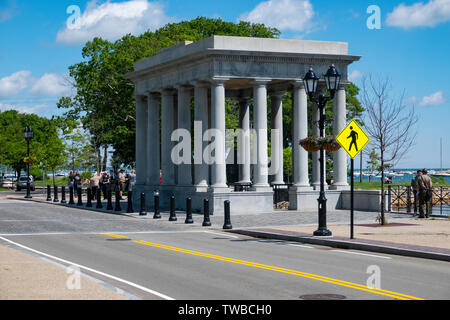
[
  {"x1": 203, "y1": 230, "x2": 240, "y2": 239},
  {"x1": 287, "y1": 243, "x2": 314, "y2": 249},
  {"x1": 0, "y1": 236, "x2": 175, "y2": 300},
  {"x1": 334, "y1": 249, "x2": 392, "y2": 260}
]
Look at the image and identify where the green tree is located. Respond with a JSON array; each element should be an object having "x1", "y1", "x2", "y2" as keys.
[
  {"x1": 0, "y1": 110, "x2": 66, "y2": 180},
  {"x1": 57, "y1": 17, "x2": 281, "y2": 168}
]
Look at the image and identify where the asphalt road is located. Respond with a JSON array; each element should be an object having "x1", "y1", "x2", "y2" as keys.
[{"x1": 1, "y1": 198, "x2": 449, "y2": 301}]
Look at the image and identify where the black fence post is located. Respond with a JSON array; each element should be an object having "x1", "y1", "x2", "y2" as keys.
[
  {"x1": 46, "y1": 185, "x2": 52, "y2": 201},
  {"x1": 153, "y1": 191, "x2": 161, "y2": 219},
  {"x1": 406, "y1": 186, "x2": 411, "y2": 213},
  {"x1": 77, "y1": 187, "x2": 83, "y2": 206},
  {"x1": 185, "y1": 197, "x2": 193, "y2": 224},
  {"x1": 114, "y1": 189, "x2": 122, "y2": 212},
  {"x1": 86, "y1": 188, "x2": 93, "y2": 208},
  {"x1": 387, "y1": 185, "x2": 392, "y2": 212},
  {"x1": 106, "y1": 189, "x2": 113, "y2": 210},
  {"x1": 169, "y1": 196, "x2": 177, "y2": 221},
  {"x1": 429, "y1": 190, "x2": 433, "y2": 216},
  {"x1": 69, "y1": 186, "x2": 74, "y2": 205},
  {"x1": 202, "y1": 199, "x2": 211, "y2": 227},
  {"x1": 127, "y1": 190, "x2": 133, "y2": 213},
  {"x1": 61, "y1": 186, "x2": 66, "y2": 204},
  {"x1": 53, "y1": 185, "x2": 59, "y2": 203},
  {"x1": 139, "y1": 193, "x2": 146, "y2": 216},
  {"x1": 96, "y1": 188, "x2": 103, "y2": 209},
  {"x1": 223, "y1": 200, "x2": 232, "y2": 230}
]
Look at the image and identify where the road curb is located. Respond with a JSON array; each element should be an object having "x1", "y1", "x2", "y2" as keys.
[{"x1": 228, "y1": 229, "x2": 450, "y2": 262}]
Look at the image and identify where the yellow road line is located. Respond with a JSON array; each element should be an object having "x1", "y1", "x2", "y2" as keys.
[{"x1": 98, "y1": 233, "x2": 424, "y2": 300}]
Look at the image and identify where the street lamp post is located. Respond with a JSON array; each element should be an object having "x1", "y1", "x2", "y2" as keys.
[
  {"x1": 303, "y1": 65, "x2": 341, "y2": 237},
  {"x1": 23, "y1": 126, "x2": 34, "y2": 199}
]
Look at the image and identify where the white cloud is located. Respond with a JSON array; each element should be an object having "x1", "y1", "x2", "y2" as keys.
[
  {"x1": 30, "y1": 73, "x2": 72, "y2": 97},
  {"x1": 386, "y1": 0, "x2": 450, "y2": 29},
  {"x1": 348, "y1": 70, "x2": 364, "y2": 82},
  {"x1": 0, "y1": 102, "x2": 49, "y2": 114},
  {"x1": 419, "y1": 91, "x2": 446, "y2": 106},
  {"x1": 239, "y1": 0, "x2": 314, "y2": 32},
  {"x1": 0, "y1": 70, "x2": 32, "y2": 98},
  {"x1": 0, "y1": 71, "x2": 72, "y2": 98},
  {"x1": 56, "y1": 0, "x2": 175, "y2": 45}
]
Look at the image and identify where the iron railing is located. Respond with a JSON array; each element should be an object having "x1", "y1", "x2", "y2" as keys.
[{"x1": 388, "y1": 185, "x2": 450, "y2": 216}]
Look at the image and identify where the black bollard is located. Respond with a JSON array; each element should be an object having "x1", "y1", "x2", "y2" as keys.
[
  {"x1": 77, "y1": 187, "x2": 83, "y2": 206},
  {"x1": 127, "y1": 190, "x2": 133, "y2": 213},
  {"x1": 202, "y1": 199, "x2": 211, "y2": 227},
  {"x1": 185, "y1": 197, "x2": 193, "y2": 224},
  {"x1": 96, "y1": 188, "x2": 102, "y2": 209},
  {"x1": 53, "y1": 185, "x2": 59, "y2": 203},
  {"x1": 46, "y1": 185, "x2": 52, "y2": 201},
  {"x1": 106, "y1": 189, "x2": 113, "y2": 210},
  {"x1": 114, "y1": 189, "x2": 122, "y2": 212},
  {"x1": 61, "y1": 186, "x2": 67, "y2": 204},
  {"x1": 223, "y1": 200, "x2": 232, "y2": 230},
  {"x1": 153, "y1": 191, "x2": 161, "y2": 219},
  {"x1": 168, "y1": 196, "x2": 177, "y2": 221},
  {"x1": 86, "y1": 188, "x2": 93, "y2": 208},
  {"x1": 69, "y1": 186, "x2": 75, "y2": 205},
  {"x1": 139, "y1": 193, "x2": 147, "y2": 216}
]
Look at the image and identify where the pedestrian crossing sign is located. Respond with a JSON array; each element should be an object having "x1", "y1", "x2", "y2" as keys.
[{"x1": 335, "y1": 119, "x2": 370, "y2": 159}]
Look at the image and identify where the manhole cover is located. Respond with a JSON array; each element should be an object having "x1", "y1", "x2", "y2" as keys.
[{"x1": 299, "y1": 294, "x2": 346, "y2": 300}]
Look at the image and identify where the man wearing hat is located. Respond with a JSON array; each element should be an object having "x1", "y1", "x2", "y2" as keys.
[{"x1": 417, "y1": 168, "x2": 433, "y2": 218}]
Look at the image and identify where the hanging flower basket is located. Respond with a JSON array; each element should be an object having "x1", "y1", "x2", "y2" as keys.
[
  {"x1": 300, "y1": 136, "x2": 320, "y2": 152},
  {"x1": 23, "y1": 155, "x2": 36, "y2": 164},
  {"x1": 321, "y1": 136, "x2": 341, "y2": 152}
]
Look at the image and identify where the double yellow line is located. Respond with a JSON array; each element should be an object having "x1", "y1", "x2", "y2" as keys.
[{"x1": 99, "y1": 233, "x2": 424, "y2": 300}]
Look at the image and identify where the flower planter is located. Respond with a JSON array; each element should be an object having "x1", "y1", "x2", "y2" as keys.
[
  {"x1": 300, "y1": 142, "x2": 320, "y2": 152},
  {"x1": 323, "y1": 143, "x2": 341, "y2": 152}
]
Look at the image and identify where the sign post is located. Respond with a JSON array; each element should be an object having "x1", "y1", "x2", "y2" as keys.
[{"x1": 336, "y1": 119, "x2": 370, "y2": 239}]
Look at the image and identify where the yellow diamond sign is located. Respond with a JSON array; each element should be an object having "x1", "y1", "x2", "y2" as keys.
[{"x1": 335, "y1": 120, "x2": 370, "y2": 159}]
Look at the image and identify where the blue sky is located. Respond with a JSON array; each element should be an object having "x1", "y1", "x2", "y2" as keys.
[{"x1": 0, "y1": 0, "x2": 449, "y2": 169}]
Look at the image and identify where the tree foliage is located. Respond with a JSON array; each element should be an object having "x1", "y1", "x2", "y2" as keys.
[
  {"x1": 0, "y1": 110, "x2": 66, "y2": 178},
  {"x1": 58, "y1": 17, "x2": 281, "y2": 167}
]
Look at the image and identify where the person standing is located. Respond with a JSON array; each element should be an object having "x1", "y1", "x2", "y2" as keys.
[
  {"x1": 118, "y1": 169, "x2": 126, "y2": 200},
  {"x1": 90, "y1": 172, "x2": 100, "y2": 200},
  {"x1": 68, "y1": 170, "x2": 75, "y2": 193},
  {"x1": 74, "y1": 171, "x2": 81, "y2": 198},
  {"x1": 127, "y1": 170, "x2": 136, "y2": 193},
  {"x1": 417, "y1": 169, "x2": 433, "y2": 218},
  {"x1": 101, "y1": 172, "x2": 110, "y2": 200},
  {"x1": 411, "y1": 170, "x2": 420, "y2": 214}
]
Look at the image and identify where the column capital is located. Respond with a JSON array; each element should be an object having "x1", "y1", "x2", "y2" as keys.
[
  {"x1": 209, "y1": 77, "x2": 229, "y2": 85},
  {"x1": 174, "y1": 83, "x2": 194, "y2": 91},
  {"x1": 269, "y1": 90, "x2": 286, "y2": 98},
  {"x1": 192, "y1": 80, "x2": 210, "y2": 88},
  {"x1": 292, "y1": 80, "x2": 305, "y2": 89},
  {"x1": 145, "y1": 91, "x2": 160, "y2": 99},
  {"x1": 251, "y1": 78, "x2": 271, "y2": 87},
  {"x1": 161, "y1": 88, "x2": 177, "y2": 96},
  {"x1": 338, "y1": 83, "x2": 347, "y2": 91},
  {"x1": 135, "y1": 94, "x2": 147, "y2": 102}
]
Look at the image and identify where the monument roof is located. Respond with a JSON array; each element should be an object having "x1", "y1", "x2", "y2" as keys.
[{"x1": 133, "y1": 35, "x2": 356, "y2": 72}]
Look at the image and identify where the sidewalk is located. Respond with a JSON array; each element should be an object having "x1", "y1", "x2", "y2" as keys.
[
  {"x1": 0, "y1": 241, "x2": 130, "y2": 300},
  {"x1": 230, "y1": 218, "x2": 450, "y2": 262}
]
